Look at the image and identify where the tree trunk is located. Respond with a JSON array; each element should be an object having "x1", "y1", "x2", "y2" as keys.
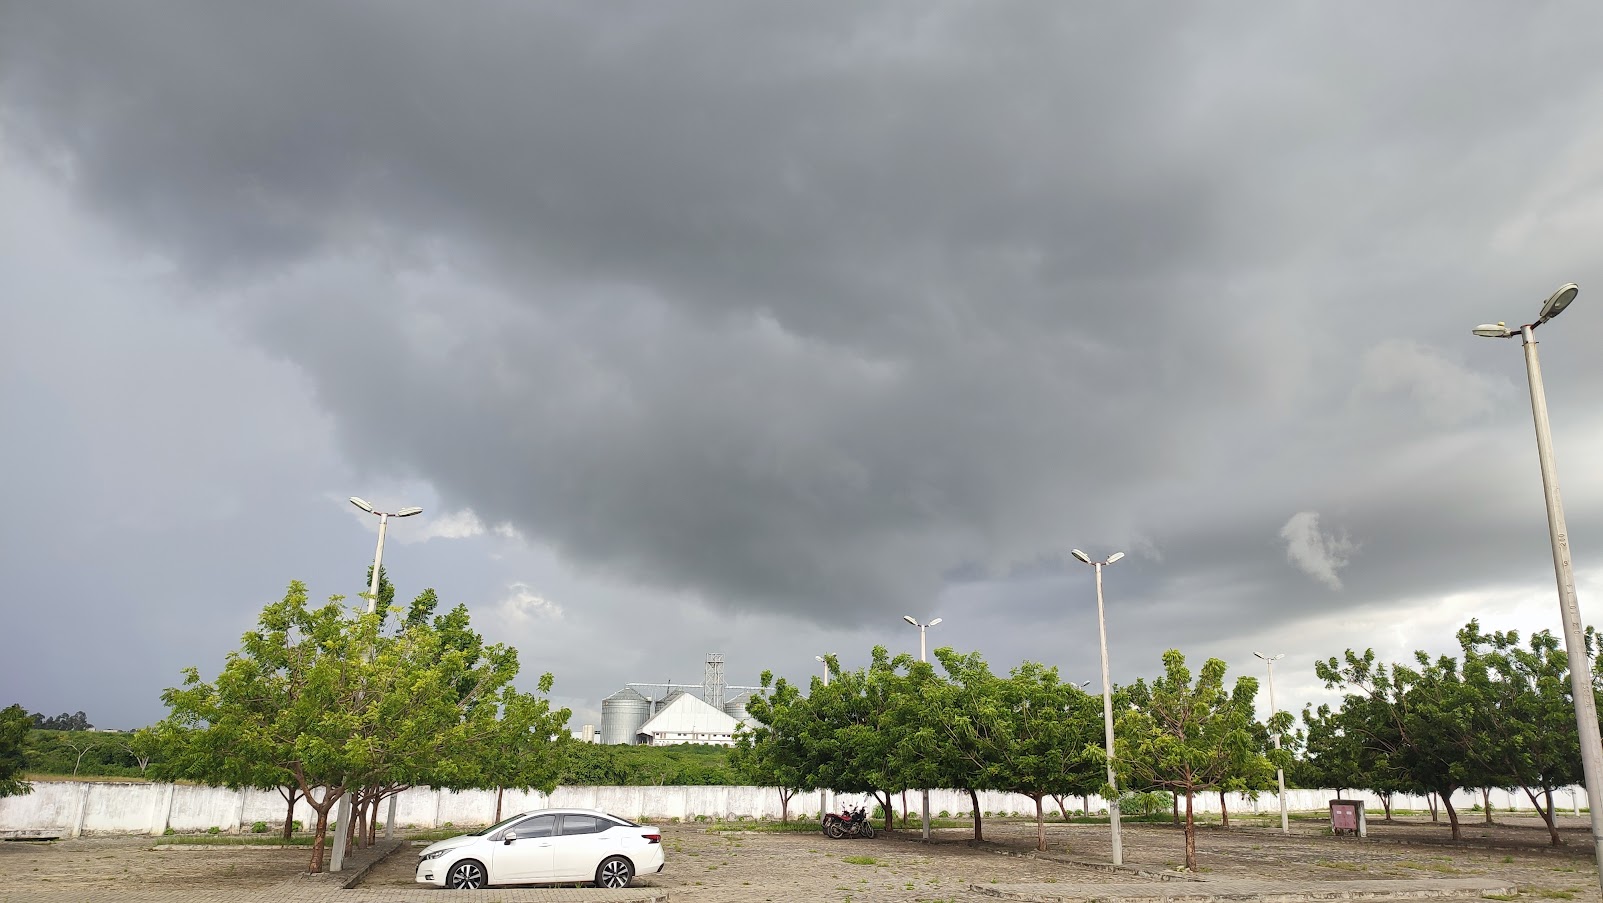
[
  {"x1": 495, "y1": 787, "x2": 505, "y2": 823},
  {"x1": 1481, "y1": 787, "x2": 1494, "y2": 825},
  {"x1": 901, "y1": 790, "x2": 909, "y2": 829},
  {"x1": 1381, "y1": 792, "x2": 1393, "y2": 822},
  {"x1": 880, "y1": 790, "x2": 894, "y2": 832},
  {"x1": 1183, "y1": 790, "x2": 1198, "y2": 872},
  {"x1": 1427, "y1": 792, "x2": 1438, "y2": 822},
  {"x1": 779, "y1": 788, "x2": 791, "y2": 823},
  {"x1": 1052, "y1": 794, "x2": 1069, "y2": 821},
  {"x1": 281, "y1": 786, "x2": 300, "y2": 840},
  {"x1": 1172, "y1": 793, "x2": 1180, "y2": 826},
  {"x1": 1082, "y1": 794, "x2": 1090, "y2": 818},
  {"x1": 1441, "y1": 791, "x2": 1462, "y2": 841},
  {"x1": 1526, "y1": 786, "x2": 1562, "y2": 846},
  {"x1": 308, "y1": 806, "x2": 330, "y2": 874},
  {"x1": 1034, "y1": 795, "x2": 1046, "y2": 851},
  {"x1": 367, "y1": 795, "x2": 381, "y2": 845},
  {"x1": 1219, "y1": 791, "x2": 1229, "y2": 828},
  {"x1": 968, "y1": 788, "x2": 983, "y2": 842}
]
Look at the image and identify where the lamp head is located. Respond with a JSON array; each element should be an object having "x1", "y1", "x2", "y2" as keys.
[
  {"x1": 349, "y1": 496, "x2": 375, "y2": 514},
  {"x1": 1106, "y1": 551, "x2": 1125, "y2": 564},
  {"x1": 1538, "y1": 283, "x2": 1579, "y2": 322},
  {"x1": 929, "y1": 617, "x2": 942, "y2": 627},
  {"x1": 816, "y1": 655, "x2": 826, "y2": 663},
  {"x1": 1070, "y1": 549, "x2": 1092, "y2": 564},
  {"x1": 903, "y1": 615, "x2": 918, "y2": 626},
  {"x1": 395, "y1": 506, "x2": 424, "y2": 517},
  {"x1": 1472, "y1": 322, "x2": 1513, "y2": 338}
]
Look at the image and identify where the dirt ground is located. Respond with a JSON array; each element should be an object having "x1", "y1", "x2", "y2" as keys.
[
  {"x1": 360, "y1": 812, "x2": 1603, "y2": 901},
  {"x1": 6, "y1": 813, "x2": 1603, "y2": 902},
  {"x1": 0, "y1": 835, "x2": 306, "y2": 899}
]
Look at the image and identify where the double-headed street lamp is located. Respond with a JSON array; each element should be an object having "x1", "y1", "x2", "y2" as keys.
[
  {"x1": 815, "y1": 654, "x2": 833, "y2": 687},
  {"x1": 330, "y1": 497, "x2": 422, "y2": 872},
  {"x1": 1474, "y1": 283, "x2": 1603, "y2": 896},
  {"x1": 902, "y1": 615, "x2": 942, "y2": 842},
  {"x1": 1253, "y1": 652, "x2": 1288, "y2": 835},
  {"x1": 1071, "y1": 548, "x2": 1125, "y2": 866}
]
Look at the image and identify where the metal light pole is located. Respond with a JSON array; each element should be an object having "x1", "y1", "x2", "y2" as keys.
[
  {"x1": 903, "y1": 615, "x2": 942, "y2": 841},
  {"x1": 816, "y1": 655, "x2": 832, "y2": 820},
  {"x1": 330, "y1": 497, "x2": 422, "y2": 872},
  {"x1": 1071, "y1": 548, "x2": 1125, "y2": 866},
  {"x1": 1254, "y1": 652, "x2": 1288, "y2": 834},
  {"x1": 1474, "y1": 283, "x2": 1603, "y2": 897}
]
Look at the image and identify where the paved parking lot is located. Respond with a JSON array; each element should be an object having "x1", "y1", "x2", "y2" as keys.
[{"x1": 2, "y1": 815, "x2": 1599, "y2": 902}]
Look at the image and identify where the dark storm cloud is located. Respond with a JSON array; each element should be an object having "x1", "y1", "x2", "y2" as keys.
[{"x1": 7, "y1": 0, "x2": 1603, "y2": 659}]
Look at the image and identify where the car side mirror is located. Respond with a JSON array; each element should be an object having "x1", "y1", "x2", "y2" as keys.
[{"x1": 502, "y1": 831, "x2": 518, "y2": 844}]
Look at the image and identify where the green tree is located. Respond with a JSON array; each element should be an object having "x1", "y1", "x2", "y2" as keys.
[
  {"x1": 901, "y1": 648, "x2": 1003, "y2": 841},
  {"x1": 991, "y1": 662, "x2": 1104, "y2": 850},
  {"x1": 1110, "y1": 650, "x2": 1281, "y2": 872},
  {"x1": 804, "y1": 646, "x2": 908, "y2": 831},
  {"x1": 1316, "y1": 648, "x2": 1476, "y2": 840},
  {"x1": 158, "y1": 579, "x2": 561, "y2": 871},
  {"x1": 734, "y1": 670, "x2": 816, "y2": 821},
  {"x1": 1458, "y1": 621, "x2": 1580, "y2": 845},
  {"x1": 0, "y1": 704, "x2": 31, "y2": 798}
]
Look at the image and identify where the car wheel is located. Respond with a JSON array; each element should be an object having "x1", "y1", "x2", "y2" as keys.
[
  {"x1": 445, "y1": 859, "x2": 487, "y2": 889},
  {"x1": 595, "y1": 855, "x2": 634, "y2": 888}
]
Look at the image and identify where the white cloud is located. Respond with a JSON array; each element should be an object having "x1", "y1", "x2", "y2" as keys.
[
  {"x1": 1279, "y1": 510, "x2": 1356, "y2": 590},
  {"x1": 417, "y1": 508, "x2": 486, "y2": 541},
  {"x1": 1354, "y1": 340, "x2": 1508, "y2": 426},
  {"x1": 499, "y1": 582, "x2": 564, "y2": 621}
]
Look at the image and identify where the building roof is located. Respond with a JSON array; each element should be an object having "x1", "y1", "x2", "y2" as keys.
[{"x1": 636, "y1": 691, "x2": 740, "y2": 736}]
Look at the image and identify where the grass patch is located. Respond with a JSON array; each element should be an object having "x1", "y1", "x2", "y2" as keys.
[
  {"x1": 154, "y1": 835, "x2": 314, "y2": 847},
  {"x1": 842, "y1": 855, "x2": 877, "y2": 865},
  {"x1": 406, "y1": 827, "x2": 482, "y2": 842}
]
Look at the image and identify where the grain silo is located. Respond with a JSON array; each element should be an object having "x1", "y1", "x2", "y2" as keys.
[
  {"x1": 722, "y1": 692, "x2": 751, "y2": 725},
  {"x1": 600, "y1": 687, "x2": 651, "y2": 745}
]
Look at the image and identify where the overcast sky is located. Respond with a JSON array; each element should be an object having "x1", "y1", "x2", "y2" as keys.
[{"x1": 6, "y1": 2, "x2": 1603, "y2": 734}]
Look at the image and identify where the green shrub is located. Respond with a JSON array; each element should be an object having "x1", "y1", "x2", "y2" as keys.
[
  {"x1": 206, "y1": 826, "x2": 221, "y2": 835},
  {"x1": 938, "y1": 810, "x2": 949, "y2": 818},
  {"x1": 250, "y1": 821, "x2": 268, "y2": 834},
  {"x1": 291, "y1": 820, "x2": 303, "y2": 832}
]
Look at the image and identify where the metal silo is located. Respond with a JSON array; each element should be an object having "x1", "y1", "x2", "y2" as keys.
[
  {"x1": 722, "y1": 692, "x2": 750, "y2": 725},
  {"x1": 600, "y1": 687, "x2": 651, "y2": 745}
]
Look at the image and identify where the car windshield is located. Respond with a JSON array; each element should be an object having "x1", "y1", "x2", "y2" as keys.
[{"x1": 470, "y1": 812, "x2": 530, "y2": 837}]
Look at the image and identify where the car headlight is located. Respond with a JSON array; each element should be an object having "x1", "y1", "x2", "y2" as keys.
[{"x1": 420, "y1": 849, "x2": 448, "y2": 861}]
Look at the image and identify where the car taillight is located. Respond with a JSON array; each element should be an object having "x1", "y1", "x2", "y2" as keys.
[{"x1": 643, "y1": 833, "x2": 661, "y2": 843}]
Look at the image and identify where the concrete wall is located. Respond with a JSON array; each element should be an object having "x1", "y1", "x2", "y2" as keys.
[{"x1": 1, "y1": 780, "x2": 1588, "y2": 837}]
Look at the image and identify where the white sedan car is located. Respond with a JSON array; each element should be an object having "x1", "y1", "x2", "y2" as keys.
[{"x1": 415, "y1": 808, "x2": 665, "y2": 889}]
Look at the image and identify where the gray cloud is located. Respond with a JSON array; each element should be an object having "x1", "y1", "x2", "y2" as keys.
[{"x1": 7, "y1": 2, "x2": 1603, "y2": 727}]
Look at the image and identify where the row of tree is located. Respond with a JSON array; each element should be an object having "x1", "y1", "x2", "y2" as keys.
[
  {"x1": 145, "y1": 576, "x2": 570, "y2": 872},
  {"x1": 1301, "y1": 619, "x2": 1600, "y2": 846},
  {"x1": 734, "y1": 646, "x2": 1287, "y2": 870}
]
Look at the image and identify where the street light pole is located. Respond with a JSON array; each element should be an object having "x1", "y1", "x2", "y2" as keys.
[
  {"x1": 1254, "y1": 652, "x2": 1288, "y2": 835},
  {"x1": 816, "y1": 655, "x2": 832, "y2": 821},
  {"x1": 1072, "y1": 548, "x2": 1125, "y2": 866},
  {"x1": 330, "y1": 497, "x2": 422, "y2": 872},
  {"x1": 902, "y1": 615, "x2": 942, "y2": 842},
  {"x1": 1474, "y1": 283, "x2": 1603, "y2": 898}
]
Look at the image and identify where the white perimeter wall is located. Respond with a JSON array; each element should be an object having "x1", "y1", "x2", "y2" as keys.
[{"x1": 0, "y1": 781, "x2": 1588, "y2": 838}]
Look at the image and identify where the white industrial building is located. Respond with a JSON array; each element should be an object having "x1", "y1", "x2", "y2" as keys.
[{"x1": 599, "y1": 653, "x2": 760, "y2": 746}]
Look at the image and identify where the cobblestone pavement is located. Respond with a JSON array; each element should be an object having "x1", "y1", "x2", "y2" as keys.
[
  {"x1": 4, "y1": 815, "x2": 1602, "y2": 902},
  {"x1": 972, "y1": 877, "x2": 1516, "y2": 902}
]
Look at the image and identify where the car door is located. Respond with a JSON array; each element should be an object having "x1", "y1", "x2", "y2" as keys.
[
  {"x1": 489, "y1": 814, "x2": 557, "y2": 883},
  {"x1": 551, "y1": 814, "x2": 615, "y2": 881}
]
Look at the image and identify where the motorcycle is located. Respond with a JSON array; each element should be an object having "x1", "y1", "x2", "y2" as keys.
[{"x1": 823, "y1": 803, "x2": 874, "y2": 839}]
